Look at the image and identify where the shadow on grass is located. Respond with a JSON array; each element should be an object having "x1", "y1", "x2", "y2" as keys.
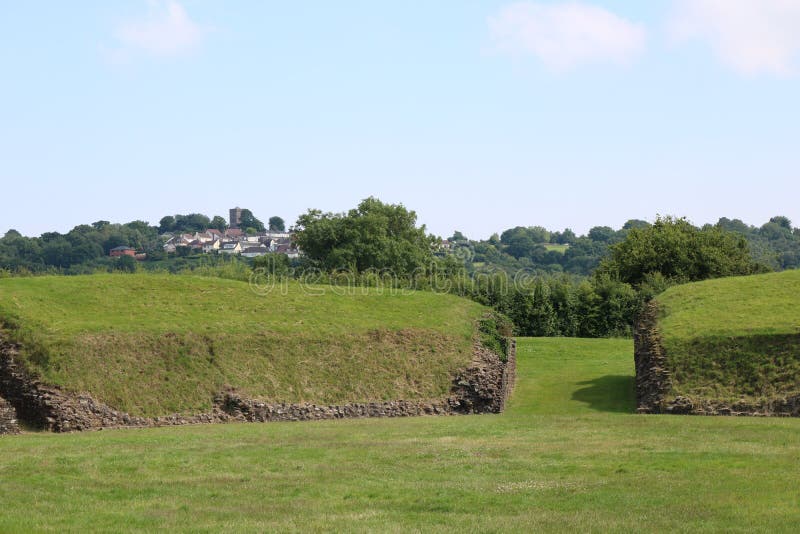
[{"x1": 571, "y1": 375, "x2": 636, "y2": 413}]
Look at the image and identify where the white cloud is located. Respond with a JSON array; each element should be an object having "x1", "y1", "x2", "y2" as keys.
[
  {"x1": 670, "y1": 0, "x2": 800, "y2": 76},
  {"x1": 116, "y1": 0, "x2": 207, "y2": 57},
  {"x1": 488, "y1": 2, "x2": 646, "y2": 70}
]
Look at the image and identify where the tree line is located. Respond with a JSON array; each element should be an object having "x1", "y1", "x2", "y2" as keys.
[{"x1": 0, "y1": 198, "x2": 790, "y2": 338}]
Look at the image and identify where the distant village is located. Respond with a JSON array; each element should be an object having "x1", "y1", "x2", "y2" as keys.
[{"x1": 110, "y1": 207, "x2": 299, "y2": 259}]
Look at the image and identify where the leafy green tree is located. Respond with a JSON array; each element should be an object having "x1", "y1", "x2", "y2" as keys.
[
  {"x1": 769, "y1": 216, "x2": 792, "y2": 230},
  {"x1": 268, "y1": 216, "x2": 285, "y2": 232},
  {"x1": 622, "y1": 219, "x2": 650, "y2": 230},
  {"x1": 210, "y1": 216, "x2": 228, "y2": 232},
  {"x1": 253, "y1": 253, "x2": 290, "y2": 276},
  {"x1": 294, "y1": 197, "x2": 433, "y2": 275},
  {"x1": 552, "y1": 228, "x2": 577, "y2": 244},
  {"x1": 174, "y1": 214, "x2": 212, "y2": 233},
  {"x1": 588, "y1": 226, "x2": 617, "y2": 243},
  {"x1": 159, "y1": 216, "x2": 176, "y2": 233},
  {"x1": 597, "y1": 216, "x2": 765, "y2": 287},
  {"x1": 114, "y1": 255, "x2": 137, "y2": 273},
  {"x1": 239, "y1": 210, "x2": 265, "y2": 233},
  {"x1": 504, "y1": 234, "x2": 536, "y2": 259},
  {"x1": 760, "y1": 221, "x2": 792, "y2": 241}
]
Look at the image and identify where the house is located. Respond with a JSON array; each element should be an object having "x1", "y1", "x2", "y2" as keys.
[
  {"x1": 241, "y1": 246, "x2": 269, "y2": 258},
  {"x1": 109, "y1": 246, "x2": 136, "y2": 257},
  {"x1": 219, "y1": 241, "x2": 242, "y2": 254},
  {"x1": 202, "y1": 239, "x2": 221, "y2": 253},
  {"x1": 274, "y1": 243, "x2": 300, "y2": 259}
]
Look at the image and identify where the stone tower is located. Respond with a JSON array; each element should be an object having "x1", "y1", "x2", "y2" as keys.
[{"x1": 229, "y1": 207, "x2": 243, "y2": 229}]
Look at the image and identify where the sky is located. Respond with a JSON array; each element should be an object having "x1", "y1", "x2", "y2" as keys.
[{"x1": 2, "y1": 0, "x2": 799, "y2": 239}]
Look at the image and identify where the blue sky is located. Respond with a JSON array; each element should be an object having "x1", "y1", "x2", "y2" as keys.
[{"x1": 2, "y1": 1, "x2": 799, "y2": 239}]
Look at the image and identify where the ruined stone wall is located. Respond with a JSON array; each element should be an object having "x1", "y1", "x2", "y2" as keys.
[
  {"x1": 633, "y1": 301, "x2": 671, "y2": 414},
  {"x1": 0, "y1": 395, "x2": 19, "y2": 435},
  {"x1": 634, "y1": 301, "x2": 800, "y2": 417},
  {"x1": 0, "y1": 333, "x2": 516, "y2": 432}
]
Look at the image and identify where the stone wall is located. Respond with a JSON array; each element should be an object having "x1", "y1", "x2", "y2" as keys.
[
  {"x1": 633, "y1": 301, "x2": 671, "y2": 414},
  {"x1": 634, "y1": 301, "x2": 800, "y2": 417},
  {"x1": 0, "y1": 395, "x2": 19, "y2": 435},
  {"x1": 0, "y1": 332, "x2": 516, "y2": 432}
]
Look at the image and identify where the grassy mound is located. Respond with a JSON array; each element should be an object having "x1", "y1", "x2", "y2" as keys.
[
  {"x1": 655, "y1": 269, "x2": 800, "y2": 404},
  {"x1": 0, "y1": 274, "x2": 485, "y2": 417}
]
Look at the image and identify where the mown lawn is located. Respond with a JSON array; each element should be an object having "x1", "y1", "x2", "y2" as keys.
[
  {"x1": 2, "y1": 337, "x2": 799, "y2": 532},
  {"x1": 657, "y1": 269, "x2": 800, "y2": 340}
]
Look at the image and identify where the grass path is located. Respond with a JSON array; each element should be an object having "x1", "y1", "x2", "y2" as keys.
[{"x1": 1, "y1": 338, "x2": 800, "y2": 532}]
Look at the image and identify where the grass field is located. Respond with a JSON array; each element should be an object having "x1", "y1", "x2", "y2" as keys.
[
  {"x1": 0, "y1": 274, "x2": 484, "y2": 416},
  {"x1": 542, "y1": 243, "x2": 569, "y2": 253},
  {"x1": 2, "y1": 337, "x2": 799, "y2": 532},
  {"x1": 655, "y1": 270, "x2": 800, "y2": 402}
]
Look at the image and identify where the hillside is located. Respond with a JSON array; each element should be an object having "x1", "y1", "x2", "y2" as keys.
[
  {"x1": 639, "y1": 270, "x2": 800, "y2": 412},
  {"x1": 0, "y1": 274, "x2": 486, "y2": 418}
]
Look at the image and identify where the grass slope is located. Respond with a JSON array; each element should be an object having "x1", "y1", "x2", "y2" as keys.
[
  {"x1": 655, "y1": 270, "x2": 800, "y2": 403},
  {"x1": 0, "y1": 274, "x2": 484, "y2": 416},
  {"x1": 2, "y1": 338, "x2": 800, "y2": 531}
]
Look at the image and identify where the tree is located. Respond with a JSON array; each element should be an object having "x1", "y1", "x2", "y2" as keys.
[
  {"x1": 588, "y1": 226, "x2": 617, "y2": 243},
  {"x1": 114, "y1": 255, "x2": 137, "y2": 273},
  {"x1": 715, "y1": 217, "x2": 751, "y2": 235},
  {"x1": 210, "y1": 216, "x2": 228, "y2": 232},
  {"x1": 760, "y1": 221, "x2": 792, "y2": 241},
  {"x1": 174, "y1": 213, "x2": 211, "y2": 233},
  {"x1": 622, "y1": 219, "x2": 650, "y2": 230},
  {"x1": 159, "y1": 216, "x2": 176, "y2": 233},
  {"x1": 769, "y1": 216, "x2": 792, "y2": 230},
  {"x1": 268, "y1": 216, "x2": 285, "y2": 232},
  {"x1": 597, "y1": 216, "x2": 765, "y2": 287},
  {"x1": 505, "y1": 234, "x2": 536, "y2": 259},
  {"x1": 253, "y1": 253, "x2": 290, "y2": 276},
  {"x1": 449, "y1": 231, "x2": 467, "y2": 242},
  {"x1": 552, "y1": 228, "x2": 577, "y2": 244},
  {"x1": 239, "y1": 209, "x2": 265, "y2": 233},
  {"x1": 293, "y1": 197, "x2": 433, "y2": 275}
]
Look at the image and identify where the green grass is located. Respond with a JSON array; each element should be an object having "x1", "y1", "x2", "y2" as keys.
[
  {"x1": 655, "y1": 270, "x2": 800, "y2": 402},
  {"x1": 0, "y1": 274, "x2": 484, "y2": 416},
  {"x1": 542, "y1": 243, "x2": 569, "y2": 253},
  {"x1": 657, "y1": 270, "x2": 800, "y2": 340},
  {"x1": 2, "y1": 337, "x2": 800, "y2": 532}
]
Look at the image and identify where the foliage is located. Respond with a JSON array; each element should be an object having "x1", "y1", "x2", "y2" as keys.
[
  {"x1": 210, "y1": 215, "x2": 228, "y2": 232},
  {"x1": 597, "y1": 216, "x2": 765, "y2": 287},
  {"x1": 0, "y1": 221, "x2": 159, "y2": 272},
  {"x1": 477, "y1": 312, "x2": 514, "y2": 360},
  {"x1": 159, "y1": 214, "x2": 212, "y2": 234},
  {"x1": 252, "y1": 253, "x2": 290, "y2": 277},
  {"x1": 293, "y1": 197, "x2": 434, "y2": 275},
  {"x1": 268, "y1": 216, "x2": 285, "y2": 232},
  {"x1": 238, "y1": 209, "x2": 265, "y2": 233}
]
